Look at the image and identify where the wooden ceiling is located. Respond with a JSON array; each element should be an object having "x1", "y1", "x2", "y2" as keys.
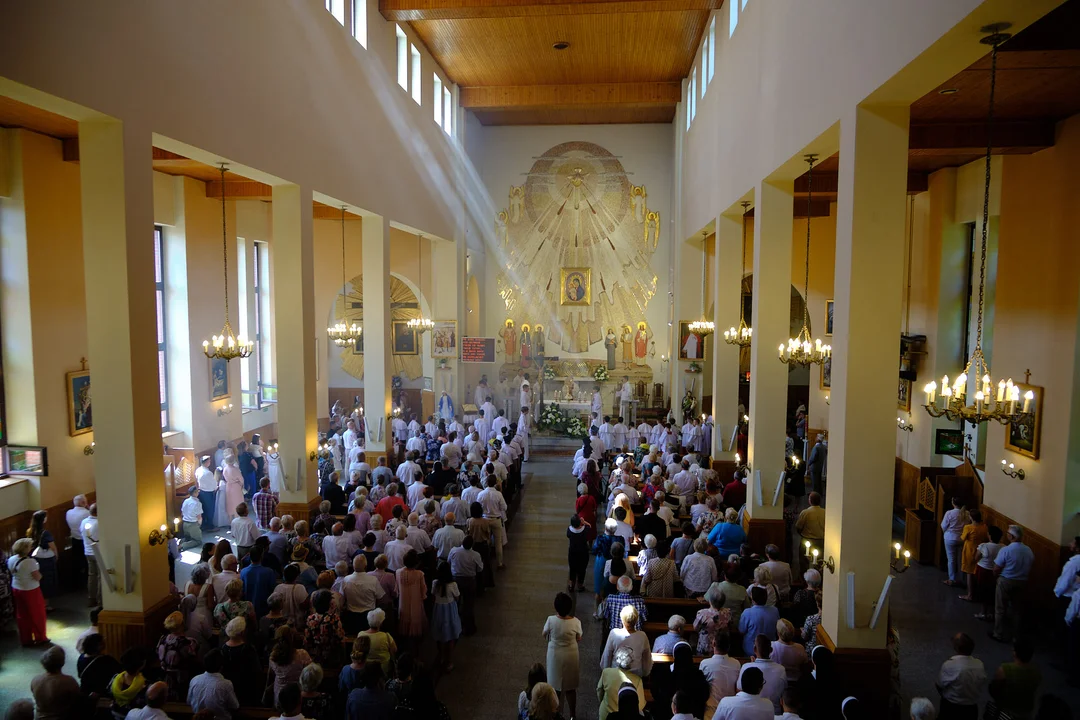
[{"x1": 383, "y1": 0, "x2": 720, "y2": 125}]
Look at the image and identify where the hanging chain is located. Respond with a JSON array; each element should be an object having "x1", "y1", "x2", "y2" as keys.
[
  {"x1": 974, "y1": 38, "x2": 999, "y2": 349},
  {"x1": 740, "y1": 202, "x2": 750, "y2": 324},
  {"x1": 701, "y1": 231, "x2": 708, "y2": 319},
  {"x1": 803, "y1": 155, "x2": 815, "y2": 325},
  {"x1": 341, "y1": 206, "x2": 347, "y2": 308},
  {"x1": 219, "y1": 164, "x2": 229, "y2": 322}
]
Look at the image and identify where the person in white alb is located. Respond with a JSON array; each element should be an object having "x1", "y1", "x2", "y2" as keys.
[
  {"x1": 935, "y1": 632, "x2": 985, "y2": 717},
  {"x1": 518, "y1": 406, "x2": 531, "y2": 462},
  {"x1": 492, "y1": 409, "x2": 510, "y2": 439},
  {"x1": 478, "y1": 475, "x2": 508, "y2": 568},
  {"x1": 474, "y1": 376, "x2": 490, "y2": 410},
  {"x1": 712, "y1": 665, "x2": 773, "y2": 720},
  {"x1": 407, "y1": 414, "x2": 421, "y2": 438},
  {"x1": 475, "y1": 410, "x2": 492, "y2": 444},
  {"x1": 405, "y1": 430, "x2": 425, "y2": 456},
  {"x1": 619, "y1": 376, "x2": 633, "y2": 421},
  {"x1": 612, "y1": 417, "x2": 628, "y2": 452},
  {"x1": 391, "y1": 414, "x2": 408, "y2": 443},
  {"x1": 66, "y1": 495, "x2": 91, "y2": 587},
  {"x1": 342, "y1": 420, "x2": 358, "y2": 452},
  {"x1": 480, "y1": 397, "x2": 497, "y2": 423},
  {"x1": 592, "y1": 385, "x2": 603, "y2": 416},
  {"x1": 519, "y1": 382, "x2": 533, "y2": 421},
  {"x1": 486, "y1": 450, "x2": 508, "y2": 483},
  {"x1": 449, "y1": 417, "x2": 466, "y2": 445},
  {"x1": 598, "y1": 416, "x2": 614, "y2": 451},
  {"x1": 194, "y1": 455, "x2": 218, "y2": 530}
]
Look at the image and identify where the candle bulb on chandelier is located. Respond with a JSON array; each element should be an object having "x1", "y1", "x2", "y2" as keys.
[{"x1": 1023, "y1": 390, "x2": 1033, "y2": 413}]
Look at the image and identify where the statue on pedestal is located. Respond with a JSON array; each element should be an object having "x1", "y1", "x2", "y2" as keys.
[
  {"x1": 502, "y1": 319, "x2": 518, "y2": 363},
  {"x1": 605, "y1": 328, "x2": 617, "y2": 370}
]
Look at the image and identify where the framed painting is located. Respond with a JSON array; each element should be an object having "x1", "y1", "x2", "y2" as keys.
[
  {"x1": 559, "y1": 267, "x2": 591, "y2": 307},
  {"x1": 66, "y1": 370, "x2": 93, "y2": 436},
  {"x1": 678, "y1": 321, "x2": 708, "y2": 362},
  {"x1": 819, "y1": 355, "x2": 832, "y2": 390},
  {"x1": 935, "y1": 428, "x2": 965, "y2": 456},
  {"x1": 392, "y1": 321, "x2": 419, "y2": 355},
  {"x1": 898, "y1": 378, "x2": 912, "y2": 412},
  {"x1": 351, "y1": 331, "x2": 365, "y2": 356},
  {"x1": 1004, "y1": 383, "x2": 1042, "y2": 459},
  {"x1": 431, "y1": 320, "x2": 458, "y2": 358},
  {"x1": 825, "y1": 300, "x2": 835, "y2": 336},
  {"x1": 209, "y1": 356, "x2": 230, "y2": 401}
]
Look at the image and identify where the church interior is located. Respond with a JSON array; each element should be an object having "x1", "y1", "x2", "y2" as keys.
[{"x1": 1, "y1": 0, "x2": 1079, "y2": 718}]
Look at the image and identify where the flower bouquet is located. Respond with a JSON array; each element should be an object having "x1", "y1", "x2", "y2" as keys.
[
  {"x1": 542, "y1": 365, "x2": 558, "y2": 379},
  {"x1": 539, "y1": 403, "x2": 566, "y2": 432},
  {"x1": 593, "y1": 365, "x2": 610, "y2": 381},
  {"x1": 566, "y1": 417, "x2": 588, "y2": 439}
]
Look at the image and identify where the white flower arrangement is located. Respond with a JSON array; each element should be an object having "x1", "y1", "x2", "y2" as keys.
[
  {"x1": 593, "y1": 365, "x2": 610, "y2": 381},
  {"x1": 566, "y1": 417, "x2": 588, "y2": 438}
]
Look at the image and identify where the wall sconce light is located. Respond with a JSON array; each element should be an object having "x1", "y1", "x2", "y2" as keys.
[
  {"x1": 734, "y1": 453, "x2": 750, "y2": 473},
  {"x1": 149, "y1": 517, "x2": 179, "y2": 547},
  {"x1": 83, "y1": 441, "x2": 96, "y2": 456},
  {"x1": 270, "y1": 442, "x2": 279, "y2": 452},
  {"x1": 824, "y1": 394, "x2": 830, "y2": 406},
  {"x1": 897, "y1": 417, "x2": 914, "y2": 433},
  {"x1": 804, "y1": 541, "x2": 836, "y2": 574},
  {"x1": 890, "y1": 542, "x2": 912, "y2": 573},
  {"x1": 309, "y1": 443, "x2": 331, "y2": 462},
  {"x1": 1001, "y1": 459, "x2": 1025, "y2": 480},
  {"x1": 217, "y1": 403, "x2": 234, "y2": 417}
]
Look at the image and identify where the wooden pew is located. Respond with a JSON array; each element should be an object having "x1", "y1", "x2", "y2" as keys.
[
  {"x1": 643, "y1": 596, "x2": 706, "y2": 622},
  {"x1": 162, "y1": 704, "x2": 275, "y2": 720}
]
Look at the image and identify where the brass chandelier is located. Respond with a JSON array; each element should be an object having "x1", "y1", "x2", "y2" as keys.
[
  {"x1": 688, "y1": 230, "x2": 715, "y2": 336},
  {"x1": 327, "y1": 206, "x2": 362, "y2": 347},
  {"x1": 724, "y1": 201, "x2": 753, "y2": 347},
  {"x1": 406, "y1": 233, "x2": 434, "y2": 334},
  {"x1": 923, "y1": 24, "x2": 1033, "y2": 425},
  {"x1": 779, "y1": 154, "x2": 830, "y2": 366},
  {"x1": 203, "y1": 164, "x2": 253, "y2": 361}
]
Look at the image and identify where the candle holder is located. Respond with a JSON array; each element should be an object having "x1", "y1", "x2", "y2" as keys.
[
  {"x1": 148, "y1": 518, "x2": 180, "y2": 547},
  {"x1": 897, "y1": 417, "x2": 914, "y2": 433},
  {"x1": 1000, "y1": 459, "x2": 1025, "y2": 480},
  {"x1": 83, "y1": 442, "x2": 96, "y2": 456},
  {"x1": 217, "y1": 403, "x2": 234, "y2": 417},
  {"x1": 890, "y1": 542, "x2": 912, "y2": 574},
  {"x1": 309, "y1": 443, "x2": 332, "y2": 462}
]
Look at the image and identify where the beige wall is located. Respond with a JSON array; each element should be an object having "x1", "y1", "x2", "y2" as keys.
[{"x1": 0, "y1": 129, "x2": 92, "y2": 509}]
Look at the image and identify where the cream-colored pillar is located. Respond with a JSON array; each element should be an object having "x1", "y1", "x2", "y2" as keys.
[
  {"x1": 745, "y1": 180, "x2": 793, "y2": 538},
  {"x1": 675, "y1": 236, "x2": 706, "y2": 419},
  {"x1": 270, "y1": 185, "x2": 318, "y2": 513},
  {"x1": 362, "y1": 214, "x2": 393, "y2": 456},
  {"x1": 711, "y1": 210, "x2": 743, "y2": 459},
  {"x1": 79, "y1": 120, "x2": 172, "y2": 647},
  {"x1": 823, "y1": 105, "x2": 909, "y2": 654},
  {"x1": 432, "y1": 238, "x2": 465, "y2": 408}
]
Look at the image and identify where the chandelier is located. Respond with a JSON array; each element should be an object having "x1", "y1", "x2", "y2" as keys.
[
  {"x1": 779, "y1": 155, "x2": 830, "y2": 366},
  {"x1": 923, "y1": 24, "x2": 1032, "y2": 425},
  {"x1": 724, "y1": 201, "x2": 754, "y2": 347},
  {"x1": 327, "y1": 206, "x2": 362, "y2": 347},
  {"x1": 688, "y1": 230, "x2": 715, "y2": 336},
  {"x1": 202, "y1": 164, "x2": 253, "y2": 361},
  {"x1": 406, "y1": 233, "x2": 434, "y2": 334}
]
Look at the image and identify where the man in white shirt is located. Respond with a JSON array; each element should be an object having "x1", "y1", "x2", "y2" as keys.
[
  {"x1": 479, "y1": 476, "x2": 508, "y2": 567},
  {"x1": 589, "y1": 427, "x2": 606, "y2": 458},
  {"x1": 518, "y1": 406, "x2": 532, "y2": 462},
  {"x1": 342, "y1": 555, "x2": 385, "y2": 631},
  {"x1": 612, "y1": 417, "x2": 628, "y2": 451},
  {"x1": 424, "y1": 415, "x2": 439, "y2": 437},
  {"x1": 406, "y1": 477, "x2": 428, "y2": 509},
  {"x1": 441, "y1": 435, "x2": 463, "y2": 470},
  {"x1": 384, "y1": 527, "x2": 412, "y2": 571},
  {"x1": 192, "y1": 455, "x2": 218, "y2": 530},
  {"x1": 487, "y1": 450, "x2": 508, "y2": 483},
  {"x1": 405, "y1": 514, "x2": 433, "y2": 554},
  {"x1": 127, "y1": 681, "x2": 170, "y2": 720},
  {"x1": 407, "y1": 414, "x2": 421, "y2": 438},
  {"x1": 737, "y1": 635, "x2": 788, "y2": 714},
  {"x1": 66, "y1": 494, "x2": 91, "y2": 584},
  {"x1": 700, "y1": 630, "x2": 741, "y2": 717},
  {"x1": 449, "y1": 536, "x2": 484, "y2": 635},
  {"x1": 713, "y1": 666, "x2": 774, "y2": 720},
  {"x1": 449, "y1": 416, "x2": 466, "y2": 442},
  {"x1": 322, "y1": 523, "x2": 351, "y2": 567},
  {"x1": 396, "y1": 453, "x2": 421, "y2": 486},
  {"x1": 180, "y1": 486, "x2": 203, "y2": 551},
  {"x1": 619, "y1": 376, "x2": 633, "y2": 420},
  {"x1": 82, "y1": 504, "x2": 101, "y2": 607},
  {"x1": 432, "y1": 514, "x2": 465, "y2": 560},
  {"x1": 774, "y1": 689, "x2": 807, "y2": 720},
  {"x1": 342, "y1": 420, "x2": 358, "y2": 452},
  {"x1": 405, "y1": 430, "x2": 425, "y2": 456},
  {"x1": 935, "y1": 632, "x2": 986, "y2": 716},
  {"x1": 1054, "y1": 536, "x2": 1080, "y2": 600},
  {"x1": 230, "y1": 503, "x2": 261, "y2": 559}
]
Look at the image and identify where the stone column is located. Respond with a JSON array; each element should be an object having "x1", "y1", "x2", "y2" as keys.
[
  {"x1": 820, "y1": 104, "x2": 909, "y2": 708},
  {"x1": 79, "y1": 120, "x2": 175, "y2": 655},
  {"x1": 711, "y1": 209, "x2": 743, "y2": 464},
  {"x1": 744, "y1": 179, "x2": 793, "y2": 549},
  {"x1": 271, "y1": 185, "x2": 319, "y2": 519},
  {"x1": 362, "y1": 214, "x2": 393, "y2": 461}
]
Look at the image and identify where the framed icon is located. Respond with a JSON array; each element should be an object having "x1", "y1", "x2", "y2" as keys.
[
  {"x1": 1004, "y1": 383, "x2": 1042, "y2": 459},
  {"x1": 431, "y1": 320, "x2": 458, "y2": 358},
  {"x1": 209, "y1": 356, "x2": 230, "y2": 401},
  {"x1": 392, "y1": 321, "x2": 419, "y2": 355},
  {"x1": 559, "y1": 267, "x2": 591, "y2": 307},
  {"x1": 66, "y1": 370, "x2": 93, "y2": 436},
  {"x1": 825, "y1": 300, "x2": 834, "y2": 336}
]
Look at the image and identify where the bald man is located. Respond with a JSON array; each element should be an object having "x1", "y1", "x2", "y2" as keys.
[{"x1": 126, "y1": 682, "x2": 169, "y2": 720}]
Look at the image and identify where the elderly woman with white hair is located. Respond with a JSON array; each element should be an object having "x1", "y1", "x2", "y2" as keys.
[
  {"x1": 596, "y1": 645, "x2": 646, "y2": 720},
  {"x1": 680, "y1": 537, "x2": 718, "y2": 598},
  {"x1": 909, "y1": 697, "x2": 937, "y2": 720},
  {"x1": 360, "y1": 608, "x2": 398, "y2": 675},
  {"x1": 299, "y1": 662, "x2": 331, "y2": 720},
  {"x1": 791, "y1": 568, "x2": 823, "y2": 626},
  {"x1": 748, "y1": 564, "x2": 780, "y2": 607},
  {"x1": 600, "y1": 603, "x2": 653, "y2": 677},
  {"x1": 640, "y1": 536, "x2": 680, "y2": 598},
  {"x1": 652, "y1": 614, "x2": 687, "y2": 654}
]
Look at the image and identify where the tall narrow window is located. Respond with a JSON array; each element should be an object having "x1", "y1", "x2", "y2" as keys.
[
  {"x1": 352, "y1": 0, "x2": 367, "y2": 47},
  {"x1": 255, "y1": 241, "x2": 273, "y2": 404},
  {"x1": 685, "y1": 87, "x2": 692, "y2": 132},
  {"x1": 434, "y1": 74, "x2": 443, "y2": 126},
  {"x1": 690, "y1": 68, "x2": 697, "y2": 125},
  {"x1": 410, "y1": 44, "x2": 422, "y2": 105},
  {"x1": 327, "y1": 0, "x2": 344, "y2": 25},
  {"x1": 742, "y1": 0, "x2": 749, "y2": 8},
  {"x1": 708, "y1": 16, "x2": 716, "y2": 82},
  {"x1": 443, "y1": 87, "x2": 453, "y2": 134},
  {"x1": 729, "y1": 0, "x2": 739, "y2": 36},
  {"x1": 154, "y1": 226, "x2": 170, "y2": 430},
  {"x1": 700, "y1": 51, "x2": 707, "y2": 99},
  {"x1": 396, "y1": 25, "x2": 408, "y2": 91}
]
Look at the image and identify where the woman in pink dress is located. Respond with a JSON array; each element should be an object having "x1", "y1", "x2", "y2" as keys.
[
  {"x1": 222, "y1": 456, "x2": 245, "y2": 524},
  {"x1": 395, "y1": 549, "x2": 428, "y2": 656}
]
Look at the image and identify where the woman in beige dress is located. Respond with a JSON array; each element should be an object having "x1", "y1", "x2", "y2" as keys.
[{"x1": 542, "y1": 592, "x2": 583, "y2": 719}]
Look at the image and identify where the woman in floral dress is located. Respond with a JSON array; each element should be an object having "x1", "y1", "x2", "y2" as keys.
[
  {"x1": 304, "y1": 590, "x2": 345, "y2": 667},
  {"x1": 693, "y1": 585, "x2": 732, "y2": 655}
]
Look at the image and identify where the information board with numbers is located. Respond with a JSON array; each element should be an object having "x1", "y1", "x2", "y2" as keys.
[{"x1": 461, "y1": 337, "x2": 496, "y2": 363}]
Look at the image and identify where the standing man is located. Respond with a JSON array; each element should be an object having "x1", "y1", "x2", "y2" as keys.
[
  {"x1": 991, "y1": 525, "x2": 1034, "y2": 643},
  {"x1": 474, "y1": 375, "x2": 490, "y2": 410},
  {"x1": 479, "y1": 475, "x2": 508, "y2": 569},
  {"x1": 481, "y1": 396, "x2": 498, "y2": 425},
  {"x1": 342, "y1": 419, "x2": 359, "y2": 452},
  {"x1": 1054, "y1": 537, "x2": 1080, "y2": 605},
  {"x1": 619, "y1": 376, "x2": 633, "y2": 422},
  {"x1": 81, "y1": 504, "x2": 101, "y2": 608},
  {"x1": 195, "y1": 455, "x2": 217, "y2": 530},
  {"x1": 475, "y1": 410, "x2": 492, "y2": 444},
  {"x1": 180, "y1": 486, "x2": 203, "y2": 551},
  {"x1": 518, "y1": 406, "x2": 531, "y2": 463},
  {"x1": 935, "y1": 632, "x2": 986, "y2": 718},
  {"x1": 519, "y1": 381, "x2": 533, "y2": 423},
  {"x1": 807, "y1": 434, "x2": 828, "y2": 496},
  {"x1": 65, "y1": 495, "x2": 90, "y2": 589},
  {"x1": 251, "y1": 477, "x2": 279, "y2": 530}
]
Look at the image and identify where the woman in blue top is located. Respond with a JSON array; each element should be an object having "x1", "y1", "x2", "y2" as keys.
[
  {"x1": 592, "y1": 518, "x2": 618, "y2": 609},
  {"x1": 707, "y1": 508, "x2": 746, "y2": 558}
]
